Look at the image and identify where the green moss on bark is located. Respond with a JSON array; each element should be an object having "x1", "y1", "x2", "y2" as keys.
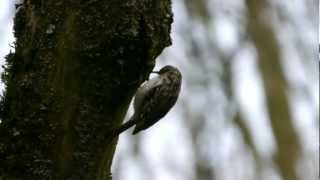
[{"x1": 0, "y1": 0, "x2": 173, "y2": 179}]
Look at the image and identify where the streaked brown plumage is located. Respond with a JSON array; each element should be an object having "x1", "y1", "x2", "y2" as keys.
[{"x1": 114, "y1": 65, "x2": 182, "y2": 135}]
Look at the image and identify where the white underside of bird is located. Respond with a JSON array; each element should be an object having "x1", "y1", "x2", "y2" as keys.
[{"x1": 133, "y1": 76, "x2": 163, "y2": 112}]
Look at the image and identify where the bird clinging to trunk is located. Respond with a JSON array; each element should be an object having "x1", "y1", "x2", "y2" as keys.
[{"x1": 114, "y1": 65, "x2": 182, "y2": 136}]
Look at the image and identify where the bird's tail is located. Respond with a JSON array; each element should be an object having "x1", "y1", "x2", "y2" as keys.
[
  {"x1": 132, "y1": 127, "x2": 139, "y2": 135},
  {"x1": 113, "y1": 116, "x2": 136, "y2": 136},
  {"x1": 132, "y1": 117, "x2": 144, "y2": 135}
]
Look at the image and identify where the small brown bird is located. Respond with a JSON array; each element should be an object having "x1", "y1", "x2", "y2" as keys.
[{"x1": 114, "y1": 65, "x2": 182, "y2": 135}]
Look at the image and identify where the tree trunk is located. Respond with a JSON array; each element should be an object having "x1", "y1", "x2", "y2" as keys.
[
  {"x1": 0, "y1": 0, "x2": 172, "y2": 179},
  {"x1": 246, "y1": 1, "x2": 301, "y2": 180}
]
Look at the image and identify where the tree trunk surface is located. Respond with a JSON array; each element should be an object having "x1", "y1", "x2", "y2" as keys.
[{"x1": 0, "y1": 0, "x2": 172, "y2": 179}]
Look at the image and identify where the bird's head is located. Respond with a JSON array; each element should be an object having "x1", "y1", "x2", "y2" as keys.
[{"x1": 152, "y1": 65, "x2": 181, "y2": 76}]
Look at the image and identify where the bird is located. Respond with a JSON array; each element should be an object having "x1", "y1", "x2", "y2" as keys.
[{"x1": 114, "y1": 65, "x2": 182, "y2": 136}]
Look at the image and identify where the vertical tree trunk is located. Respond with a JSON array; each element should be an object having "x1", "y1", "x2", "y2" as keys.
[
  {"x1": 246, "y1": 1, "x2": 301, "y2": 180},
  {"x1": 0, "y1": 0, "x2": 172, "y2": 179}
]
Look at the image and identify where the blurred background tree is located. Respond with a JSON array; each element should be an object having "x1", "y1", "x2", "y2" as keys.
[{"x1": 0, "y1": 0, "x2": 318, "y2": 180}]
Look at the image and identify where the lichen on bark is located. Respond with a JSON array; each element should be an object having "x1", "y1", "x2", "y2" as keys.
[{"x1": 0, "y1": 0, "x2": 173, "y2": 179}]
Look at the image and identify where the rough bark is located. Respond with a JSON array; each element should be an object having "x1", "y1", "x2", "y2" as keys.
[{"x1": 0, "y1": 0, "x2": 172, "y2": 179}]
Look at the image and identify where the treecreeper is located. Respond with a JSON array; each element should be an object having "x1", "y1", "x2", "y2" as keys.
[{"x1": 114, "y1": 65, "x2": 182, "y2": 136}]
